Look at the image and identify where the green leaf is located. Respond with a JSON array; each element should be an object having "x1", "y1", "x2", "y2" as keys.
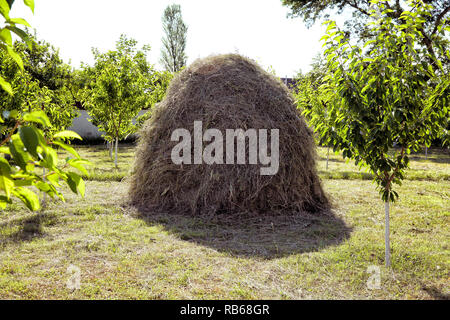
[
  {"x1": 8, "y1": 17, "x2": 31, "y2": 27},
  {"x1": 67, "y1": 159, "x2": 89, "y2": 176},
  {"x1": 41, "y1": 146, "x2": 58, "y2": 169},
  {"x1": 0, "y1": 195, "x2": 12, "y2": 209},
  {"x1": 19, "y1": 126, "x2": 39, "y2": 159},
  {"x1": 22, "y1": 111, "x2": 51, "y2": 127},
  {"x1": 9, "y1": 110, "x2": 19, "y2": 119},
  {"x1": 6, "y1": 44, "x2": 23, "y2": 70},
  {"x1": 23, "y1": 0, "x2": 34, "y2": 13},
  {"x1": 52, "y1": 140, "x2": 80, "y2": 159},
  {"x1": 0, "y1": 28, "x2": 12, "y2": 46},
  {"x1": 0, "y1": 157, "x2": 12, "y2": 175},
  {"x1": 0, "y1": 0, "x2": 10, "y2": 20},
  {"x1": 34, "y1": 180, "x2": 52, "y2": 193},
  {"x1": 361, "y1": 77, "x2": 377, "y2": 94},
  {"x1": 32, "y1": 126, "x2": 48, "y2": 145},
  {"x1": 66, "y1": 171, "x2": 85, "y2": 197},
  {"x1": 77, "y1": 177, "x2": 86, "y2": 197},
  {"x1": 12, "y1": 187, "x2": 40, "y2": 211},
  {"x1": 0, "y1": 158, "x2": 13, "y2": 198},
  {"x1": 53, "y1": 130, "x2": 82, "y2": 140},
  {"x1": 46, "y1": 172, "x2": 61, "y2": 187},
  {"x1": 0, "y1": 74, "x2": 12, "y2": 95},
  {"x1": 6, "y1": 26, "x2": 32, "y2": 48},
  {"x1": 12, "y1": 177, "x2": 33, "y2": 186},
  {"x1": 9, "y1": 134, "x2": 29, "y2": 170},
  {"x1": 0, "y1": 146, "x2": 10, "y2": 154}
]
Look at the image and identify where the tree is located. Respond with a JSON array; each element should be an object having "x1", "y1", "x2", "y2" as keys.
[
  {"x1": 311, "y1": 0, "x2": 449, "y2": 267},
  {"x1": 282, "y1": 0, "x2": 450, "y2": 69},
  {"x1": 160, "y1": 4, "x2": 188, "y2": 72},
  {"x1": 83, "y1": 35, "x2": 158, "y2": 167},
  {"x1": 135, "y1": 69, "x2": 174, "y2": 129},
  {"x1": 0, "y1": 32, "x2": 79, "y2": 137},
  {"x1": 0, "y1": 0, "x2": 34, "y2": 94},
  {"x1": 295, "y1": 54, "x2": 337, "y2": 170},
  {"x1": 0, "y1": 0, "x2": 89, "y2": 211}
]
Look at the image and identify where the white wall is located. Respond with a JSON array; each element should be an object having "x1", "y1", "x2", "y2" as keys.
[{"x1": 68, "y1": 110, "x2": 148, "y2": 140}]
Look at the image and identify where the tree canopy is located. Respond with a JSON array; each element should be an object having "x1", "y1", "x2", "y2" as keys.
[
  {"x1": 0, "y1": 33, "x2": 78, "y2": 136},
  {"x1": 82, "y1": 35, "x2": 160, "y2": 166},
  {"x1": 282, "y1": 0, "x2": 450, "y2": 65}
]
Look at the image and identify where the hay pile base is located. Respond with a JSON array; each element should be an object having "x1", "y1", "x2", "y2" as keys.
[{"x1": 129, "y1": 54, "x2": 329, "y2": 215}]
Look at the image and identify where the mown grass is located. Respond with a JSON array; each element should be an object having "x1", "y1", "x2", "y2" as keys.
[{"x1": 0, "y1": 144, "x2": 448, "y2": 299}]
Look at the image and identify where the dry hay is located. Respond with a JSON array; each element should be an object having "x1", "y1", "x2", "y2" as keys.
[{"x1": 129, "y1": 54, "x2": 330, "y2": 215}]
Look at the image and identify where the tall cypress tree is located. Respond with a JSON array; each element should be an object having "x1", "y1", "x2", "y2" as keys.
[{"x1": 160, "y1": 4, "x2": 188, "y2": 73}]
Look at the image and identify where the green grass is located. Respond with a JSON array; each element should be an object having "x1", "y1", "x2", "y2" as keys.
[{"x1": 0, "y1": 144, "x2": 448, "y2": 299}]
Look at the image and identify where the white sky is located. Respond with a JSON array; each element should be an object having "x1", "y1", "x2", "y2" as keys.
[{"x1": 10, "y1": 0, "x2": 328, "y2": 77}]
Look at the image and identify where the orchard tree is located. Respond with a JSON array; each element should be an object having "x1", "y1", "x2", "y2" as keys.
[
  {"x1": 160, "y1": 4, "x2": 188, "y2": 72},
  {"x1": 83, "y1": 35, "x2": 158, "y2": 167},
  {"x1": 0, "y1": 0, "x2": 34, "y2": 94},
  {"x1": 0, "y1": 33, "x2": 78, "y2": 136},
  {"x1": 312, "y1": 0, "x2": 449, "y2": 267},
  {"x1": 0, "y1": 0, "x2": 89, "y2": 211},
  {"x1": 135, "y1": 69, "x2": 174, "y2": 129},
  {"x1": 282, "y1": 0, "x2": 449, "y2": 57}
]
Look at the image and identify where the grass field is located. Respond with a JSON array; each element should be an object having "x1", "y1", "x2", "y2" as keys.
[{"x1": 0, "y1": 143, "x2": 448, "y2": 299}]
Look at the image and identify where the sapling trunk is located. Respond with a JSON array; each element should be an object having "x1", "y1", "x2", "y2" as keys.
[
  {"x1": 108, "y1": 141, "x2": 112, "y2": 159},
  {"x1": 326, "y1": 146, "x2": 330, "y2": 170},
  {"x1": 425, "y1": 146, "x2": 428, "y2": 160},
  {"x1": 114, "y1": 137, "x2": 118, "y2": 168},
  {"x1": 385, "y1": 201, "x2": 391, "y2": 267},
  {"x1": 42, "y1": 167, "x2": 47, "y2": 209}
]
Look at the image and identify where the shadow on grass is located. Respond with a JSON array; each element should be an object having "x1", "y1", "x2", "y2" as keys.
[
  {"x1": 422, "y1": 285, "x2": 450, "y2": 300},
  {"x1": 135, "y1": 209, "x2": 352, "y2": 259},
  {"x1": 0, "y1": 212, "x2": 57, "y2": 245},
  {"x1": 408, "y1": 155, "x2": 450, "y2": 164}
]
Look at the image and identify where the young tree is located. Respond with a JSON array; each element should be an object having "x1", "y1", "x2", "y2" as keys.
[
  {"x1": 160, "y1": 4, "x2": 188, "y2": 72},
  {"x1": 83, "y1": 35, "x2": 157, "y2": 167},
  {"x1": 312, "y1": 0, "x2": 449, "y2": 267}
]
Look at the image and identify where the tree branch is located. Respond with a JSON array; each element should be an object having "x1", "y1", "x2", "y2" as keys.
[
  {"x1": 432, "y1": 5, "x2": 450, "y2": 36},
  {"x1": 0, "y1": 120, "x2": 21, "y2": 147},
  {"x1": 343, "y1": 0, "x2": 371, "y2": 16}
]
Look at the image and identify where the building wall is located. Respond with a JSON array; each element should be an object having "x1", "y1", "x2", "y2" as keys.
[{"x1": 67, "y1": 110, "x2": 148, "y2": 140}]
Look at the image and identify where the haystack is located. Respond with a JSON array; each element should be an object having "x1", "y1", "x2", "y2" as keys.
[{"x1": 129, "y1": 54, "x2": 329, "y2": 215}]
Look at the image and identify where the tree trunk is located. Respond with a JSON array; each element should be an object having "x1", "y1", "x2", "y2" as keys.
[
  {"x1": 114, "y1": 137, "x2": 118, "y2": 168},
  {"x1": 108, "y1": 141, "x2": 112, "y2": 159},
  {"x1": 385, "y1": 201, "x2": 391, "y2": 267},
  {"x1": 41, "y1": 167, "x2": 47, "y2": 209},
  {"x1": 425, "y1": 146, "x2": 428, "y2": 160},
  {"x1": 326, "y1": 146, "x2": 330, "y2": 170}
]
